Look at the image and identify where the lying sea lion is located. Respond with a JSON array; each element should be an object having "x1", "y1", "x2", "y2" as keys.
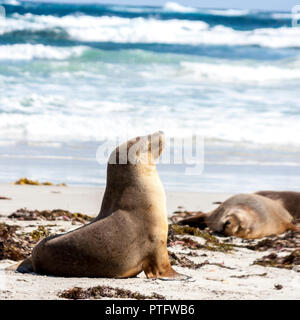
[
  {"x1": 256, "y1": 191, "x2": 300, "y2": 222},
  {"x1": 13, "y1": 131, "x2": 183, "y2": 279},
  {"x1": 178, "y1": 194, "x2": 300, "y2": 239}
]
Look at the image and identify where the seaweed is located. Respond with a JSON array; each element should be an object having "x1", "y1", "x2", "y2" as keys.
[
  {"x1": 0, "y1": 223, "x2": 30, "y2": 260},
  {"x1": 0, "y1": 196, "x2": 11, "y2": 200},
  {"x1": 168, "y1": 224, "x2": 233, "y2": 252},
  {"x1": 245, "y1": 231, "x2": 300, "y2": 251},
  {"x1": 168, "y1": 234, "x2": 203, "y2": 250},
  {"x1": 58, "y1": 286, "x2": 165, "y2": 300},
  {"x1": 186, "y1": 251, "x2": 199, "y2": 257},
  {"x1": 274, "y1": 284, "x2": 283, "y2": 290},
  {"x1": 230, "y1": 272, "x2": 267, "y2": 279},
  {"x1": 168, "y1": 251, "x2": 235, "y2": 270},
  {"x1": 169, "y1": 251, "x2": 201, "y2": 269},
  {"x1": 0, "y1": 222, "x2": 55, "y2": 261},
  {"x1": 8, "y1": 208, "x2": 93, "y2": 224},
  {"x1": 254, "y1": 250, "x2": 300, "y2": 270},
  {"x1": 14, "y1": 178, "x2": 66, "y2": 187},
  {"x1": 28, "y1": 226, "x2": 52, "y2": 241}
]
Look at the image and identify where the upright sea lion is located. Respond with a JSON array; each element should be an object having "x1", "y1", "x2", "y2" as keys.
[
  {"x1": 178, "y1": 194, "x2": 300, "y2": 239},
  {"x1": 255, "y1": 191, "x2": 300, "y2": 223},
  {"x1": 14, "y1": 131, "x2": 182, "y2": 279}
]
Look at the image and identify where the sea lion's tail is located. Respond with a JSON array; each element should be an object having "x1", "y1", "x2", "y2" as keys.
[{"x1": 5, "y1": 257, "x2": 34, "y2": 273}]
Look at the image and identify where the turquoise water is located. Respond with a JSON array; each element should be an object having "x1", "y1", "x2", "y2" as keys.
[{"x1": 0, "y1": 1, "x2": 300, "y2": 192}]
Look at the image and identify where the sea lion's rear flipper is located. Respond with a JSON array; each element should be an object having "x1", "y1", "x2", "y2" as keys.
[
  {"x1": 6, "y1": 257, "x2": 34, "y2": 273},
  {"x1": 177, "y1": 212, "x2": 207, "y2": 229},
  {"x1": 287, "y1": 222, "x2": 300, "y2": 232}
]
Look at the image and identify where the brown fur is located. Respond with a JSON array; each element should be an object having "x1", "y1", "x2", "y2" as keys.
[
  {"x1": 179, "y1": 194, "x2": 300, "y2": 239},
  {"x1": 256, "y1": 191, "x2": 300, "y2": 222},
  {"x1": 13, "y1": 132, "x2": 182, "y2": 279}
]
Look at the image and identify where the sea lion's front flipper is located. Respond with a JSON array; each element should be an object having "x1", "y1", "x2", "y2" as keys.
[
  {"x1": 7, "y1": 257, "x2": 34, "y2": 273},
  {"x1": 144, "y1": 264, "x2": 191, "y2": 281},
  {"x1": 143, "y1": 251, "x2": 191, "y2": 281},
  {"x1": 177, "y1": 212, "x2": 208, "y2": 229},
  {"x1": 157, "y1": 269, "x2": 193, "y2": 281}
]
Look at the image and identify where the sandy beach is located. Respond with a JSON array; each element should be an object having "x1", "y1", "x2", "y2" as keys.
[{"x1": 1, "y1": 184, "x2": 299, "y2": 300}]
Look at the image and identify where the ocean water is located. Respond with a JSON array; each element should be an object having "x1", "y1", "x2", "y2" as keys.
[{"x1": 0, "y1": 1, "x2": 300, "y2": 193}]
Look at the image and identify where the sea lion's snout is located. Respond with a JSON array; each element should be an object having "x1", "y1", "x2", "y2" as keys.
[{"x1": 109, "y1": 132, "x2": 165, "y2": 165}]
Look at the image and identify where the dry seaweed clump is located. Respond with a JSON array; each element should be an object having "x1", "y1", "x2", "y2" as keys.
[
  {"x1": 59, "y1": 286, "x2": 165, "y2": 300},
  {"x1": 168, "y1": 224, "x2": 233, "y2": 253},
  {"x1": 169, "y1": 236, "x2": 204, "y2": 250},
  {"x1": 168, "y1": 251, "x2": 235, "y2": 270},
  {"x1": 14, "y1": 178, "x2": 66, "y2": 187},
  {"x1": 0, "y1": 223, "x2": 54, "y2": 261},
  {"x1": 28, "y1": 226, "x2": 52, "y2": 241},
  {"x1": 245, "y1": 231, "x2": 300, "y2": 251},
  {"x1": 254, "y1": 250, "x2": 300, "y2": 271},
  {"x1": 0, "y1": 196, "x2": 11, "y2": 200},
  {"x1": 169, "y1": 251, "x2": 201, "y2": 269},
  {"x1": 0, "y1": 223, "x2": 31, "y2": 260},
  {"x1": 9, "y1": 208, "x2": 93, "y2": 224}
]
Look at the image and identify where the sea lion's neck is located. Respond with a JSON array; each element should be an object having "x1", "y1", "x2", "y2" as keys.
[{"x1": 96, "y1": 164, "x2": 166, "y2": 220}]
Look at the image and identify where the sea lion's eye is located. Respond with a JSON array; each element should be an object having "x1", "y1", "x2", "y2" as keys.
[{"x1": 223, "y1": 220, "x2": 231, "y2": 230}]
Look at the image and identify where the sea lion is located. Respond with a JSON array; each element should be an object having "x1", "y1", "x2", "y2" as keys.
[
  {"x1": 255, "y1": 191, "x2": 300, "y2": 223},
  {"x1": 178, "y1": 194, "x2": 300, "y2": 239},
  {"x1": 14, "y1": 131, "x2": 182, "y2": 279}
]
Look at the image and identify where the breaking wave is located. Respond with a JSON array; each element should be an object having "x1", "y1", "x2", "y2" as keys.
[{"x1": 0, "y1": 13, "x2": 299, "y2": 48}]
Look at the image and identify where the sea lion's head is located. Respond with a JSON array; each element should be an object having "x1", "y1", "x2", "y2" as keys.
[
  {"x1": 210, "y1": 207, "x2": 253, "y2": 238},
  {"x1": 98, "y1": 132, "x2": 166, "y2": 219},
  {"x1": 109, "y1": 131, "x2": 165, "y2": 167}
]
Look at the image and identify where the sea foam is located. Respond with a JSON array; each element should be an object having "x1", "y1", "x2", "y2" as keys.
[
  {"x1": 163, "y1": 2, "x2": 197, "y2": 13},
  {"x1": 0, "y1": 44, "x2": 86, "y2": 60},
  {"x1": 1, "y1": 13, "x2": 300, "y2": 48}
]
